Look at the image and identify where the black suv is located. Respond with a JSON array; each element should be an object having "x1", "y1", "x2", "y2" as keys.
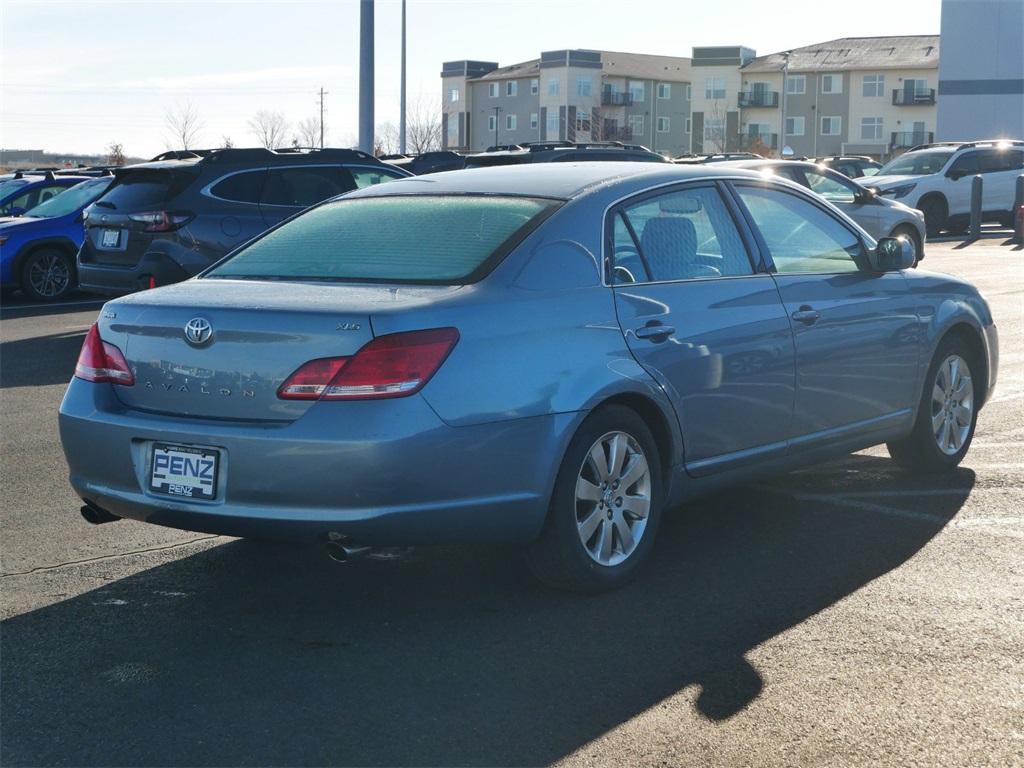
[{"x1": 77, "y1": 147, "x2": 410, "y2": 295}]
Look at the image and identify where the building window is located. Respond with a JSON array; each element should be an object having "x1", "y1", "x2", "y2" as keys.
[
  {"x1": 628, "y1": 114, "x2": 644, "y2": 137},
  {"x1": 530, "y1": 78, "x2": 539, "y2": 95},
  {"x1": 547, "y1": 78, "x2": 560, "y2": 96},
  {"x1": 657, "y1": 83, "x2": 671, "y2": 99},
  {"x1": 530, "y1": 112, "x2": 538, "y2": 130},
  {"x1": 785, "y1": 116, "x2": 805, "y2": 136},
  {"x1": 820, "y1": 116, "x2": 841, "y2": 136},
  {"x1": 447, "y1": 116, "x2": 459, "y2": 147},
  {"x1": 686, "y1": 83, "x2": 692, "y2": 101},
  {"x1": 506, "y1": 80, "x2": 517, "y2": 97},
  {"x1": 449, "y1": 88, "x2": 460, "y2": 103},
  {"x1": 905, "y1": 78, "x2": 929, "y2": 95},
  {"x1": 577, "y1": 77, "x2": 592, "y2": 97},
  {"x1": 862, "y1": 74, "x2": 884, "y2": 97},
  {"x1": 488, "y1": 82, "x2": 499, "y2": 98},
  {"x1": 488, "y1": 115, "x2": 496, "y2": 132},
  {"x1": 656, "y1": 116, "x2": 670, "y2": 133},
  {"x1": 506, "y1": 114, "x2": 517, "y2": 130},
  {"x1": 786, "y1": 75, "x2": 806, "y2": 95},
  {"x1": 684, "y1": 118, "x2": 692, "y2": 134},
  {"x1": 861, "y1": 117, "x2": 883, "y2": 140},
  {"x1": 704, "y1": 117, "x2": 724, "y2": 141},
  {"x1": 705, "y1": 76, "x2": 726, "y2": 100},
  {"x1": 576, "y1": 114, "x2": 591, "y2": 133},
  {"x1": 546, "y1": 114, "x2": 560, "y2": 138},
  {"x1": 628, "y1": 80, "x2": 645, "y2": 102},
  {"x1": 821, "y1": 74, "x2": 842, "y2": 94}
]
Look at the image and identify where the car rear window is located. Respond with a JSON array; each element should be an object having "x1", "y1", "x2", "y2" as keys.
[
  {"x1": 205, "y1": 195, "x2": 559, "y2": 284},
  {"x1": 97, "y1": 169, "x2": 193, "y2": 210}
]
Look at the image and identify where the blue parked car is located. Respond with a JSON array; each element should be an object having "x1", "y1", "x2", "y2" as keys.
[
  {"x1": 0, "y1": 172, "x2": 89, "y2": 217},
  {"x1": 0, "y1": 176, "x2": 113, "y2": 300},
  {"x1": 59, "y1": 163, "x2": 998, "y2": 592}
]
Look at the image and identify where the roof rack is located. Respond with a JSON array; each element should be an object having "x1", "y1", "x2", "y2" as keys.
[{"x1": 907, "y1": 139, "x2": 1024, "y2": 152}]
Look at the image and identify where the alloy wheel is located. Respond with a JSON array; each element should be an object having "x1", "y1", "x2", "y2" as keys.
[
  {"x1": 28, "y1": 253, "x2": 71, "y2": 299},
  {"x1": 931, "y1": 354, "x2": 973, "y2": 455},
  {"x1": 574, "y1": 430, "x2": 651, "y2": 566}
]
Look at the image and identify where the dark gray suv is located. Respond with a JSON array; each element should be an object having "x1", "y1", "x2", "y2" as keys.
[{"x1": 77, "y1": 147, "x2": 410, "y2": 295}]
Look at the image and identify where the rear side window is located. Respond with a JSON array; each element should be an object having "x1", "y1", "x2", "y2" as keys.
[
  {"x1": 979, "y1": 149, "x2": 1024, "y2": 173},
  {"x1": 350, "y1": 167, "x2": 405, "y2": 188},
  {"x1": 206, "y1": 195, "x2": 558, "y2": 284},
  {"x1": 99, "y1": 170, "x2": 191, "y2": 210},
  {"x1": 209, "y1": 170, "x2": 266, "y2": 203},
  {"x1": 611, "y1": 185, "x2": 751, "y2": 283},
  {"x1": 260, "y1": 167, "x2": 354, "y2": 207}
]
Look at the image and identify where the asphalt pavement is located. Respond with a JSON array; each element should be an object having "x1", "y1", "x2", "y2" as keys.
[{"x1": 1, "y1": 237, "x2": 1021, "y2": 767}]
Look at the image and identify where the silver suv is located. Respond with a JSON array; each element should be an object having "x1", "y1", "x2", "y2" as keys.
[{"x1": 869, "y1": 141, "x2": 1024, "y2": 237}]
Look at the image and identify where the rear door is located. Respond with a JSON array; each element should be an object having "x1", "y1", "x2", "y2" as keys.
[
  {"x1": 257, "y1": 165, "x2": 356, "y2": 226},
  {"x1": 609, "y1": 182, "x2": 795, "y2": 475},
  {"x1": 203, "y1": 168, "x2": 270, "y2": 247},
  {"x1": 730, "y1": 182, "x2": 921, "y2": 443},
  {"x1": 978, "y1": 148, "x2": 1024, "y2": 216}
]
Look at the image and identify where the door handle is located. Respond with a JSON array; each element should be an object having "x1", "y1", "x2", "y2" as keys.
[
  {"x1": 635, "y1": 323, "x2": 676, "y2": 340},
  {"x1": 791, "y1": 306, "x2": 820, "y2": 325}
]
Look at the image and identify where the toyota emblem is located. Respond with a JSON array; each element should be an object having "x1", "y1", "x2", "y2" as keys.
[{"x1": 184, "y1": 317, "x2": 213, "y2": 346}]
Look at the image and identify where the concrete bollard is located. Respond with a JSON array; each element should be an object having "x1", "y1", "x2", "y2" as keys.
[{"x1": 969, "y1": 174, "x2": 983, "y2": 239}]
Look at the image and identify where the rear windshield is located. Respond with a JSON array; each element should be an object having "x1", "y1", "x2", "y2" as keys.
[
  {"x1": 205, "y1": 195, "x2": 559, "y2": 284},
  {"x1": 95, "y1": 169, "x2": 193, "y2": 210}
]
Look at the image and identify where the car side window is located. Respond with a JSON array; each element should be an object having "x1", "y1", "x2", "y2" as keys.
[
  {"x1": 349, "y1": 167, "x2": 405, "y2": 188},
  {"x1": 735, "y1": 185, "x2": 864, "y2": 274},
  {"x1": 804, "y1": 169, "x2": 858, "y2": 204},
  {"x1": 978, "y1": 149, "x2": 1024, "y2": 173},
  {"x1": 210, "y1": 170, "x2": 267, "y2": 203},
  {"x1": 948, "y1": 152, "x2": 980, "y2": 176},
  {"x1": 612, "y1": 185, "x2": 752, "y2": 284},
  {"x1": 260, "y1": 167, "x2": 355, "y2": 207}
]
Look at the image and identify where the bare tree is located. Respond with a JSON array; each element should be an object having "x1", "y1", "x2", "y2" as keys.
[
  {"x1": 105, "y1": 142, "x2": 126, "y2": 166},
  {"x1": 248, "y1": 110, "x2": 289, "y2": 149},
  {"x1": 295, "y1": 116, "x2": 323, "y2": 149},
  {"x1": 221, "y1": 136, "x2": 235, "y2": 149},
  {"x1": 165, "y1": 101, "x2": 203, "y2": 150},
  {"x1": 374, "y1": 122, "x2": 399, "y2": 156},
  {"x1": 405, "y1": 97, "x2": 442, "y2": 154}
]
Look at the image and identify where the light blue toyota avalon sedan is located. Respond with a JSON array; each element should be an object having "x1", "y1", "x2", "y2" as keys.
[{"x1": 59, "y1": 163, "x2": 998, "y2": 592}]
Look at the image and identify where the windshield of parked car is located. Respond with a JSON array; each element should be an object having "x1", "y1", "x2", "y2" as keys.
[
  {"x1": 23, "y1": 178, "x2": 112, "y2": 218},
  {"x1": 0, "y1": 179, "x2": 30, "y2": 200},
  {"x1": 877, "y1": 150, "x2": 954, "y2": 176},
  {"x1": 205, "y1": 195, "x2": 559, "y2": 284}
]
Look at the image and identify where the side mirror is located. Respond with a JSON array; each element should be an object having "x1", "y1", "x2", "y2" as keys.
[
  {"x1": 946, "y1": 169, "x2": 963, "y2": 181},
  {"x1": 855, "y1": 187, "x2": 876, "y2": 204},
  {"x1": 872, "y1": 237, "x2": 916, "y2": 271}
]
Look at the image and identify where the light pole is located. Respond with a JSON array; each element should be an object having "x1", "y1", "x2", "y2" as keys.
[
  {"x1": 358, "y1": 0, "x2": 374, "y2": 154},
  {"x1": 779, "y1": 50, "x2": 791, "y2": 157},
  {"x1": 399, "y1": 0, "x2": 406, "y2": 154}
]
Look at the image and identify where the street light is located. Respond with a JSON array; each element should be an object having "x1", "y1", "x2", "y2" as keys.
[{"x1": 780, "y1": 50, "x2": 792, "y2": 158}]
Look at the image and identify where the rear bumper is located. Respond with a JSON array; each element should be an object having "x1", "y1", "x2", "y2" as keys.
[
  {"x1": 58, "y1": 378, "x2": 578, "y2": 544},
  {"x1": 76, "y1": 252, "x2": 192, "y2": 296}
]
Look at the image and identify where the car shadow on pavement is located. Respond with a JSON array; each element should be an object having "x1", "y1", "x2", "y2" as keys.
[
  {"x1": 0, "y1": 330, "x2": 86, "y2": 389},
  {"x1": 0, "y1": 456, "x2": 975, "y2": 767}
]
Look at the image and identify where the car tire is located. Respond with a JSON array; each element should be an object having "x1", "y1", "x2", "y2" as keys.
[
  {"x1": 19, "y1": 248, "x2": 75, "y2": 302},
  {"x1": 919, "y1": 195, "x2": 948, "y2": 238},
  {"x1": 887, "y1": 335, "x2": 980, "y2": 473},
  {"x1": 526, "y1": 404, "x2": 663, "y2": 593},
  {"x1": 890, "y1": 224, "x2": 923, "y2": 264}
]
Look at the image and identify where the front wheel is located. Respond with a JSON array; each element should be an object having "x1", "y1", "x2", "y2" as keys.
[
  {"x1": 887, "y1": 336, "x2": 979, "y2": 472},
  {"x1": 919, "y1": 196, "x2": 948, "y2": 238},
  {"x1": 20, "y1": 248, "x2": 75, "y2": 302},
  {"x1": 526, "y1": 405, "x2": 663, "y2": 593}
]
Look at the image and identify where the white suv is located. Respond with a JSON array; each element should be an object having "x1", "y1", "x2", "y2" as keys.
[{"x1": 869, "y1": 141, "x2": 1024, "y2": 237}]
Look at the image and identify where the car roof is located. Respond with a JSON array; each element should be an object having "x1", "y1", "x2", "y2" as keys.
[
  {"x1": 715, "y1": 159, "x2": 825, "y2": 173},
  {"x1": 343, "y1": 161, "x2": 766, "y2": 201}
]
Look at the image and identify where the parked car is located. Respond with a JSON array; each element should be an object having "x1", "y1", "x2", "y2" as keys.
[
  {"x1": 673, "y1": 153, "x2": 762, "y2": 164},
  {"x1": 383, "y1": 151, "x2": 467, "y2": 175},
  {"x1": 76, "y1": 147, "x2": 411, "y2": 296},
  {"x1": 0, "y1": 172, "x2": 90, "y2": 216},
  {"x1": 0, "y1": 176, "x2": 113, "y2": 301},
  {"x1": 720, "y1": 159, "x2": 927, "y2": 262},
  {"x1": 60, "y1": 163, "x2": 998, "y2": 592},
  {"x1": 868, "y1": 140, "x2": 1024, "y2": 236},
  {"x1": 817, "y1": 156, "x2": 883, "y2": 178},
  {"x1": 464, "y1": 142, "x2": 666, "y2": 168}
]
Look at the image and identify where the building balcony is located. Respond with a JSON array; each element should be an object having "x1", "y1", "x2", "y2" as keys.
[
  {"x1": 600, "y1": 126, "x2": 634, "y2": 142},
  {"x1": 738, "y1": 91, "x2": 779, "y2": 108},
  {"x1": 891, "y1": 131, "x2": 934, "y2": 148},
  {"x1": 741, "y1": 132, "x2": 779, "y2": 150},
  {"x1": 892, "y1": 88, "x2": 936, "y2": 106},
  {"x1": 601, "y1": 88, "x2": 634, "y2": 106}
]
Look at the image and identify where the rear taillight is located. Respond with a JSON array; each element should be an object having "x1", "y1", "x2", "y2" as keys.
[
  {"x1": 74, "y1": 324, "x2": 134, "y2": 385},
  {"x1": 278, "y1": 328, "x2": 459, "y2": 401},
  {"x1": 127, "y1": 211, "x2": 193, "y2": 232}
]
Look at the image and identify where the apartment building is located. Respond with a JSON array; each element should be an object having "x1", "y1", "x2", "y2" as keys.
[
  {"x1": 441, "y1": 49, "x2": 693, "y2": 155},
  {"x1": 442, "y1": 36, "x2": 940, "y2": 160}
]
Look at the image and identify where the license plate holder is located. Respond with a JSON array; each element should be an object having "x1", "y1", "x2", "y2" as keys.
[
  {"x1": 100, "y1": 228, "x2": 121, "y2": 248},
  {"x1": 149, "y1": 443, "x2": 219, "y2": 501}
]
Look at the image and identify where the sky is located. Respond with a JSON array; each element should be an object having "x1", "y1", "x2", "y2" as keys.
[{"x1": 1, "y1": 0, "x2": 941, "y2": 158}]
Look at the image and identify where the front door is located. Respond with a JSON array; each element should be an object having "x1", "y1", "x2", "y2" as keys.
[
  {"x1": 731, "y1": 182, "x2": 921, "y2": 442},
  {"x1": 609, "y1": 182, "x2": 795, "y2": 474}
]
